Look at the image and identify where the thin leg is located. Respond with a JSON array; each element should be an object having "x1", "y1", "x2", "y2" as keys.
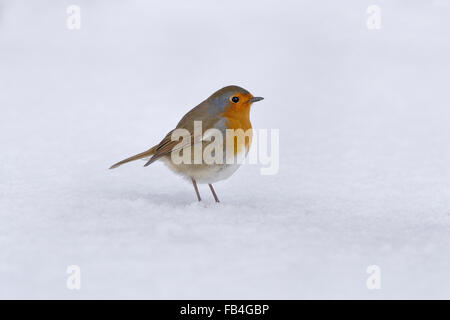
[
  {"x1": 191, "y1": 178, "x2": 201, "y2": 202},
  {"x1": 208, "y1": 184, "x2": 220, "y2": 203}
]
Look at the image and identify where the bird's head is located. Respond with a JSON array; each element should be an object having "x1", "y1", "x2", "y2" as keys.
[{"x1": 207, "y1": 85, "x2": 264, "y2": 114}]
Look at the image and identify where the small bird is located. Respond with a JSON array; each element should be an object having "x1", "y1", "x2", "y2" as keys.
[{"x1": 109, "y1": 85, "x2": 263, "y2": 202}]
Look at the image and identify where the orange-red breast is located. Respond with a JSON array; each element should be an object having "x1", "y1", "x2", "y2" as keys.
[{"x1": 109, "y1": 85, "x2": 264, "y2": 202}]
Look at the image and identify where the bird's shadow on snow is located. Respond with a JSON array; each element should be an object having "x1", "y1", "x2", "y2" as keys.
[
  {"x1": 108, "y1": 189, "x2": 268, "y2": 210},
  {"x1": 110, "y1": 190, "x2": 192, "y2": 206}
]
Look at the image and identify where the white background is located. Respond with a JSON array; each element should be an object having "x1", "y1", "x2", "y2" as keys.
[{"x1": 1, "y1": 0, "x2": 450, "y2": 298}]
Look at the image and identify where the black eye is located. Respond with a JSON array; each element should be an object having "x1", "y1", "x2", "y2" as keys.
[{"x1": 231, "y1": 96, "x2": 239, "y2": 103}]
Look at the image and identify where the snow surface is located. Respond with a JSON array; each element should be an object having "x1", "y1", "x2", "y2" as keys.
[{"x1": 1, "y1": 0, "x2": 450, "y2": 299}]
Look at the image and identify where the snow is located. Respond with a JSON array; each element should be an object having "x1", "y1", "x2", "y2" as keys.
[{"x1": 1, "y1": 0, "x2": 450, "y2": 299}]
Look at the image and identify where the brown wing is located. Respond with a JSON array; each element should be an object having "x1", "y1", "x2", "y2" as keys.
[
  {"x1": 143, "y1": 130, "x2": 194, "y2": 166},
  {"x1": 143, "y1": 101, "x2": 222, "y2": 166}
]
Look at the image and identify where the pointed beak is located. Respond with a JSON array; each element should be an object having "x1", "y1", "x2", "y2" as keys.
[{"x1": 249, "y1": 96, "x2": 264, "y2": 103}]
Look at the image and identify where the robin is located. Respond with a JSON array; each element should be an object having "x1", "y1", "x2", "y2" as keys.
[{"x1": 109, "y1": 85, "x2": 264, "y2": 202}]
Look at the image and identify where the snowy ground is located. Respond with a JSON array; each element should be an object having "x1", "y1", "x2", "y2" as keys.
[{"x1": 1, "y1": 0, "x2": 450, "y2": 299}]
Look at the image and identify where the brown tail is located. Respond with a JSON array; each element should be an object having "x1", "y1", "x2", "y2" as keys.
[{"x1": 109, "y1": 146, "x2": 156, "y2": 169}]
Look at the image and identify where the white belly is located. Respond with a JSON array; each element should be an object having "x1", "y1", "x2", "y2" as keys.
[
  {"x1": 194, "y1": 163, "x2": 241, "y2": 184},
  {"x1": 160, "y1": 147, "x2": 248, "y2": 184}
]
